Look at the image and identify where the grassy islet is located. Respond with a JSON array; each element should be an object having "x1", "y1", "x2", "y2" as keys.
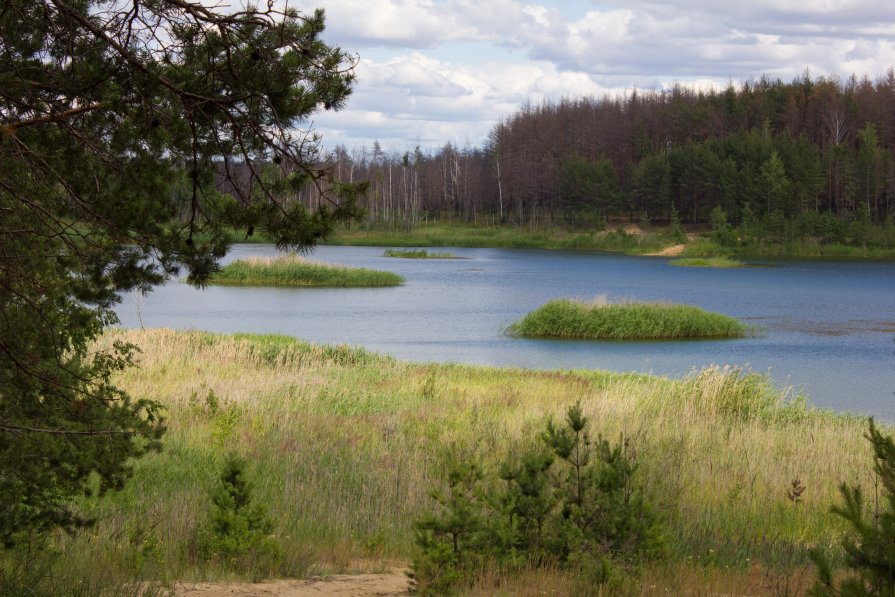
[
  {"x1": 210, "y1": 254, "x2": 403, "y2": 288},
  {"x1": 508, "y1": 297, "x2": 749, "y2": 340},
  {"x1": 383, "y1": 248, "x2": 457, "y2": 259}
]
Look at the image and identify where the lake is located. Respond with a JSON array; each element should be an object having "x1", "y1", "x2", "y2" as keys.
[{"x1": 115, "y1": 244, "x2": 895, "y2": 420}]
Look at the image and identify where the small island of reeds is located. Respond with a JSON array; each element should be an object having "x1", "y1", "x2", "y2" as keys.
[
  {"x1": 210, "y1": 254, "x2": 403, "y2": 287},
  {"x1": 383, "y1": 248, "x2": 457, "y2": 259},
  {"x1": 508, "y1": 297, "x2": 748, "y2": 340},
  {"x1": 670, "y1": 257, "x2": 746, "y2": 268}
]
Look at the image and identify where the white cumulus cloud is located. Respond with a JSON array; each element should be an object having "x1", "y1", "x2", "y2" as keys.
[{"x1": 278, "y1": 0, "x2": 895, "y2": 150}]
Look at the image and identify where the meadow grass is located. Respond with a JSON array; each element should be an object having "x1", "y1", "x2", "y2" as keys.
[
  {"x1": 383, "y1": 248, "x2": 457, "y2": 259},
  {"x1": 209, "y1": 254, "x2": 403, "y2": 287},
  {"x1": 3, "y1": 328, "x2": 875, "y2": 594},
  {"x1": 670, "y1": 257, "x2": 746, "y2": 268},
  {"x1": 507, "y1": 298, "x2": 749, "y2": 340}
]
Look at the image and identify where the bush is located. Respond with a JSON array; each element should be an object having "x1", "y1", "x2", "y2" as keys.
[
  {"x1": 410, "y1": 404, "x2": 665, "y2": 594},
  {"x1": 199, "y1": 455, "x2": 283, "y2": 580},
  {"x1": 811, "y1": 419, "x2": 895, "y2": 596},
  {"x1": 409, "y1": 459, "x2": 487, "y2": 595}
]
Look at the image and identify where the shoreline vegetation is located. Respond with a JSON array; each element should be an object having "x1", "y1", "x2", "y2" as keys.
[
  {"x1": 220, "y1": 221, "x2": 895, "y2": 260},
  {"x1": 209, "y1": 254, "x2": 403, "y2": 288},
  {"x1": 670, "y1": 256, "x2": 747, "y2": 268},
  {"x1": 320, "y1": 222, "x2": 895, "y2": 259},
  {"x1": 508, "y1": 298, "x2": 750, "y2": 340},
  {"x1": 14, "y1": 327, "x2": 873, "y2": 594},
  {"x1": 383, "y1": 248, "x2": 457, "y2": 259}
]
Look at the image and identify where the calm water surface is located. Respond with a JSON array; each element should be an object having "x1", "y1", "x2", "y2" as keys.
[{"x1": 116, "y1": 245, "x2": 895, "y2": 420}]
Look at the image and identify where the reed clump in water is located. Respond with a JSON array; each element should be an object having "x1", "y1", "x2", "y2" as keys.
[
  {"x1": 210, "y1": 254, "x2": 403, "y2": 287},
  {"x1": 383, "y1": 249, "x2": 457, "y2": 259},
  {"x1": 507, "y1": 297, "x2": 749, "y2": 340}
]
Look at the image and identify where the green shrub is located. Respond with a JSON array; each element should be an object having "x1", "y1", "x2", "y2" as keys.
[
  {"x1": 811, "y1": 420, "x2": 895, "y2": 596},
  {"x1": 410, "y1": 404, "x2": 665, "y2": 594},
  {"x1": 199, "y1": 455, "x2": 282, "y2": 580},
  {"x1": 409, "y1": 459, "x2": 487, "y2": 595}
]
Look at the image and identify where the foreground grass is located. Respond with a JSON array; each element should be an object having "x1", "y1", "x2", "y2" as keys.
[
  {"x1": 210, "y1": 254, "x2": 403, "y2": 287},
  {"x1": 383, "y1": 248, "x2": 457, "y2": 259},
  {"x1": 4, "y1": 328, "x2": 873, "y2": 594},
  {"x1": 508, "y1": 298, "x2": 749, "y2": 340}
]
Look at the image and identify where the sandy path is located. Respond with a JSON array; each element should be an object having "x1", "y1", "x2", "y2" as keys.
[
  {"x1": 175, "y1": 573, "x2": 410, "y2": 596},
  {"x1": 644, "y1": 233, "x2": 700, "y2": 257},
  {"x1": 644, "y1": 243, "x2": 685, "y2": 256}
]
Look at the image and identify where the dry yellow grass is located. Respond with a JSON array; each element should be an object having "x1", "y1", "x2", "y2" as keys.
[{"x1": 28, "y1": 328, "x2": 872, "y2": 592}]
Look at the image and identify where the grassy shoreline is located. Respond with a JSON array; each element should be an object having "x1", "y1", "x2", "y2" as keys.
[
  {"x1": 508, "y1": 298, "x2": 749, "y2": 340},
  {"x1": 6, "y1": 327, "x2": 875, "y2": 594},
  {"x1": 670, "y1": 256, "x2": 747, "y2": 268},
  {"x1": 210, "y1": 254, "x2": 403, "y2": 287},
  {"x1": 218, "y1": 223, "x2": 895, "y2": 260},
  {"x1": 325, "y1": 223, "x2": 681, "y2": 254},
  {"x1": 319, "y1": 223, "x2": 895, "y2": 259}
]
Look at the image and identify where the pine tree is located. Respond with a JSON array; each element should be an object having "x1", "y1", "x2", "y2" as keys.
[
  {"x1": 201, "y1": 455, "x2": 281, "y2": 577},
  {"x1": 1, "y1": 0, "x2": 361, "y2": 542},
  {"x1": 811, "y1": 419, "x2": 895, "y2": 596},
  {"x1": 410, "y1": 458, "x2": 485, "y2": 595}
]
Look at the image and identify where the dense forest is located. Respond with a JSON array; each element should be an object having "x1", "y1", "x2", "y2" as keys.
[{"x1": 287, "y1": 71, "x2": 895, "y2": 244}]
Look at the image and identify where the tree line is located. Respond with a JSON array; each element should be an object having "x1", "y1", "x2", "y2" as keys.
[{"x1": 291, "y1": 71, "x2": 895, "y2": 236}]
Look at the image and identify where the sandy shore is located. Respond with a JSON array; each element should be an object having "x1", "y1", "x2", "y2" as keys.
[{"x1": 175, "y1": 573, "x2": 410, "y2": 596}]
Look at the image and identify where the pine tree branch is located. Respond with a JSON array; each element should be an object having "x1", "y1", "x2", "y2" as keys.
[
  {"x1": 1, "y1": 103, "x2": 106, "y2": 136},
  {"x1": 1, "y1": 424, "x2": 135, "y2": 436}
]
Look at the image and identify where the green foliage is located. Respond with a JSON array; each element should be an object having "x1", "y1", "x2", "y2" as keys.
[
  {"x1": 410, "y1": 458, "x2": 486, "y2": 595},
  {"x1": 384, "y1": 249, "x2": 457, "y2": 259},
  {"x1": 199, "y1": 455, "x2": 282, "y2": 579},
  {"x1": 507, "y1": 299, "x2": 749, "y2": 340},
  {"x1": 558, "y1": 154, "x2": 620, "y2": 225},
  {"x1": 0, "y1": 0, "x2": 359, "y2": 542},
  {"x1": 670, "y1": 257, "x2": 746, "y2": 268},
  {"x1": 668, "y1": 205, "x2": 686, "y2": 243},
  {"x1": 210, "y1": 254, "x2": 403, "y2": 287},
  {"x1": 541, "y1": 405, "x2": 666, "y2": 565},
  {"x1": 811, "y1": 420, "x2": 895, "y2": 596},
  {"x1": 710, "y1": 206, "x2": 739, "y2": 246},
  {"x1": 410, "y1": 404, "x2": 665, "y2": 593}
]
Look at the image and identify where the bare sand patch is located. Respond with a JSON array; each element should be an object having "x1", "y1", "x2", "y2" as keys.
[
  {"x1": 175, "y1": 573, "x2": 409, "y2": 596},
  {"x1": 645, "y1": 243, "x2": 686, "y2": 256}
]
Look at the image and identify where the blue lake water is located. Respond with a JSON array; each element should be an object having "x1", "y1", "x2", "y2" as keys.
[{"x1": 115, "y1": 245, "x2": 895, "y2": 420}]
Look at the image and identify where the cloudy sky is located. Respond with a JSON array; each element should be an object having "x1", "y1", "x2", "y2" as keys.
[{"x1": 289, "y1": 0, "x2": 895, "y2": 152}]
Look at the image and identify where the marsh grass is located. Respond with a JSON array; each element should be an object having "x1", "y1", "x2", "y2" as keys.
[
  {"x1": 507, "y1": 298, "x2": 749, "y2": 340},
  {"x1": 7, "y1": 328, "x2": 874, "y2": 593},
  {"x1": 670, "y1": 257, "x2": 746, "y2": 268},
  {"x1": 383, "y1": 248, "x2": 457, "y2": 259},
  {"x1": 209, "y1": 254, "x2": 403, "y2": 287}
]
